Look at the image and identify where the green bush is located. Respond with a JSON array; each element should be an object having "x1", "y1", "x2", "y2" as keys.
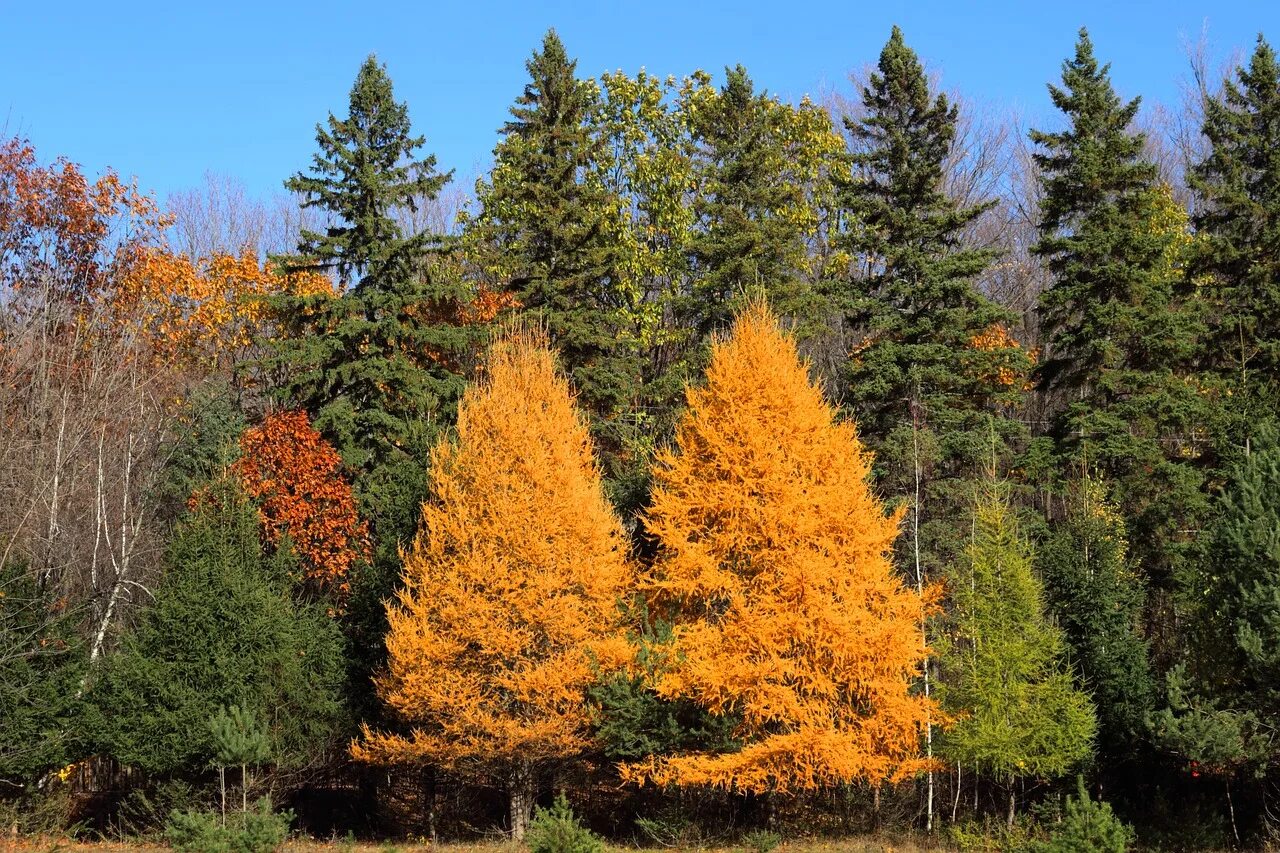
[
  {"x1": 165, "y1": 797, "x2": 292, "y2": 853},
  {"x1": 526, "y1": 792, "x2": 603, "y2": 853},
  {"x1": 741, "y1": 829, "x2": 782, "y2": 853},
  {"x1": 1040, "y1": 777, "x2": 1133, "y2": 853}
]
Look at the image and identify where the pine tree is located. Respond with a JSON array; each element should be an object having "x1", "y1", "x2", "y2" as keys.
[
  {"x1": 1199, "y1": 423, "x2": 1280, "y2": 733},
  {"x1": 838, "y1": 25, "x2": 1033, "y2": 577},
  {"x1": 1030, "y1": 30, "x2": 1209, "y2": 588},
  {"x1": 937, "y1": 479, "x2": 1095, "y2": 824},
  {"x1": 352, "y1": 329, "x2": 633, "y2": 840},
  {"x1": 683, "y1": 68, "x2": 836, "y2": 343},
  {"x1": 622, "y1": 301, "x2": 935, "y2": 794},
  {"x1": 84, "y1": 480, "x2": 346, "y2": 777},
  {"x1": 269, "y1": 55, "x2": 490, "y2": 709},
  {"x1": 0, "y1": 560, "x2": 83, "y2": 786},
  {"x1": 1189, "y1": 35, "x2": 1280, "y2": 448},
  {"x1": 1039, "y1": 475, "x2": 1154, "y2": 760},
  {"x1": 463, "y1": 30, "x2": 641, "y2": 502}
]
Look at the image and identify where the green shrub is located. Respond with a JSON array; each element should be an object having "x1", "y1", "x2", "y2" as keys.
[
  {"x1": 1041, "y1": 777, "x2": 1133, "y2": 853},
  {"x1": 165, "y1": 797, "x2": 292, "y2": 853},
  {"x1": 741, "y1": 829, "x2": 782, "y2": 853},
  {"x1": 526, "y1": 792, "x2": 603, "y2": 853}
]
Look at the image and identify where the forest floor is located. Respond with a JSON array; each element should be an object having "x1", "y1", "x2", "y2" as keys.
[{"x1": 0, "y1": 837, "x2": 946, "y2": 852}]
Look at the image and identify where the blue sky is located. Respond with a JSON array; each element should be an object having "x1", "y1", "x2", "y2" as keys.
[{"x1": 4, "y1": 1, "x2": 1278, "y2": 202}]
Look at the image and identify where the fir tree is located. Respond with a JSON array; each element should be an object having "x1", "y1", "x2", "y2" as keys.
[
  {"x1": 1030, "y1": 30, "x2": 1209, "y2": 588},
  {"x1": 684, "y1": 67, "x2": 833, "y2": 343},
  {"x1": 0, "y1": 561, "x2": 84, "y2": 786},
  {"x1": 1189, "y1": 36, "x2": 1280, "y2": 448},
  {"x1": 1039, "y1": 475, "x2": 1154, "y2": 761},
  {"x1": 269, "y1": 55, "x2": 488, "y2": 708},
  {"x1": 463, "y1": 30, "x2": 641, "y2": 503},
  {"x1": 937, "y1": 479, "x2": 1095, "y2": 824},
  {"x1": 838, "y1": 26, "x2": 1032, "y2": 577},
  {"x1": 1199, "y1": 423, "x2": 1280, "y2": 733},
  {"x1": 84, "y1": 480, "x2": 346, "y2": 777}
]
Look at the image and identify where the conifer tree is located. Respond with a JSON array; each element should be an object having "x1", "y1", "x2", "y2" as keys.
[
  {"x1": 270, "y1": 55, "x2": 489, "y2": 705},
  {"x1": 1030, "y1": 30, "x2": 1209, "y2": 585},
  {"x1": 937, "y1": 479, "x2": 1095, "y2": 824},
  {"x1": 463, "y1": 30, "x2": 641, "y2": 501},
  {"x1": 1198, "y1": 423, "x2": 1280, "y2": 739},
  {"x1": 0, "y1": 561, "x2": 83, "y2": 785},
  {"x1": 683, "y1": 69, "x2": 838, "y2": 343},
  {"x1": 623, "y1": 301, "x2": 934, "y2": 794},
  {"x1": 838, "y1": 26, "x2": 1033, "y2": 576},
  {"x1": 84, "y1": 480, "x2": 346, "y2": 777},
  {"x1": 352, "y1": 330, "x2": 633, "y2": 840},
  {"x1": 1189, "y1": 36, "x2": 1280, "y2": 446},
  {"x1": 1039, "y1": 475, "x2": 1154, "y2": 761}
]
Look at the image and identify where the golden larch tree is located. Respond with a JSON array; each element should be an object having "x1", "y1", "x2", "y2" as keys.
[
  {"x1": 624, "y1": 300, "x2": 936, "y2": 794},
  {"x1": 352, "y1": 329, "x2": 633, "y2": 839}
]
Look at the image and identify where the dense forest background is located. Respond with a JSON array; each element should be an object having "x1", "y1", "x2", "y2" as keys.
[{"x1": 4, "y1": 21, "x2": 1280, "y2": 851}]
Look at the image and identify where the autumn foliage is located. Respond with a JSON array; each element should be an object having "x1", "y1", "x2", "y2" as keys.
[
  {"x1": 115, "y1": 247, "x2": 333, "y2": 368},
  {"x1": 353, "y1": 328, "x2": 633, "y2": 776},
  {"x1": 234, "y1": 410, "x2": 369, "y2": 597},
  {"x1": 623, "y1": 300, "x2": 936, "y2": 794}
]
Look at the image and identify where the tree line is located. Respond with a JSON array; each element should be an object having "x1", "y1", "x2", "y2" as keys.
[{"x1": 4, "y1": 23, "x2": 1280, "y2": 850}]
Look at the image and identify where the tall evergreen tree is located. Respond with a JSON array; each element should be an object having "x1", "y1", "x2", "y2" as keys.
[
  {"x1": 84, "y1": 480, "x2": 346, "y2": 777},
  {"x1": 269, "y1": 56, "x2": 486, "y2": 692},
  {"x1": 838, "y1": 26, "x2": 1033, "y2": 577},
  {"x1": 937, "y1": 479, "x2": 1096, "y2": 824},
  {"x1": 683, "y1": 66, "x2": 837, "y2": 344},
  {"x1": 1039, "y1": 475, "x2": 1154, "y2": 761},
  {"x1": 1030, "y1": 30, "x2": 1209, "y2": 591},
  {"x1": 1189, "y1": 35, "x2": 1280, "y2": 450},
  {"x1": 463, "y1": 30, "x2": 641, "y2": 504}
]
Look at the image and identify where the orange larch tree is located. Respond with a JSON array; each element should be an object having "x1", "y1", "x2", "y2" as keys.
[
  {"x1": 623, "y1": 300, "x2": 936, "y2": 794},
  {"x1": 352, "y1": 329, "x2": 633, "y2": 839},
  {"x1": 234, "y1": 410, "x2": 369, "y2": 599}
]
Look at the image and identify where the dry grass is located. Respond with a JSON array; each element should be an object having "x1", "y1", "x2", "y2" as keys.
[{"x1": 0, "y1": 838, "x2": 947, "y2": 853}]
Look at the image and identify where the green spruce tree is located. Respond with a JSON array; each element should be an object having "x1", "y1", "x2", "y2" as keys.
[
  {"x1": 684, "y1": 66, "x2": 831, "y2": 342},
  {"x1": 937, "y1": 478, "x2": 1096, "y2": 825},
  {"x1": 463, "y1": 30, "x2": 642, "y2": 505},
  {"x1": 1030, "y1": 29, "x2": 1209, "y2": 593},
  {"x1": 84, "y1": 480, "x2": 345, "y2": 777},
  {"x1": 1198, "y1": 423, "x2": 1280, "y2": 738},
  {"x1": 0, "y1": 560, "x2": 84, "y2": 790},
  {"x1": 1039, "y1": 475, "x2": 1154, "y2": 761},
  {"x1": 1189, "y1": 35, "x2": 1280, "y2": 454},
  {"x1": 269, "y1": 55, "x2": 486, "y2": 697},
  {"x1": 838, "y1": 26, "x2": 1032, "y2": 577}
]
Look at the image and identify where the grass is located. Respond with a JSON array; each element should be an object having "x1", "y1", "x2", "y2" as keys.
[{"x1": 0, "y1": 837, "x2": 948, "y2": 853}]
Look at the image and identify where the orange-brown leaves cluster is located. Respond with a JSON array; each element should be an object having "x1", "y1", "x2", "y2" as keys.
[
  {"x1": 114, "y1": 247, "x2": 333, "y2": 369},
  {"x1": 353, "y1": 330, "x2": 632, "y2": 771},
  {"x1": 234, "y1": 410, "x2": 369, "y2": 597},
  {"x1": 1, "y1": 136, "x2": 164, "y2": 297},
  {"x1": 967, "y1": 322, "x2": 1036, "y2": 390},
  {"x1": 624, "y1": 301, "x2": 936, "y2": 794}
]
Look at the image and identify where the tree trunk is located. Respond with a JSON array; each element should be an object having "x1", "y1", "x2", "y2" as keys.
[
  {"x1": 1007, "y1": 785, "x2": 1016, "y2": 829},
  {"x1": 508, "y1": 761, "x2": 535, "y2": 841}
]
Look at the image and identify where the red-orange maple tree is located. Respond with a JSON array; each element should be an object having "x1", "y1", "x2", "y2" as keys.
[{"x1": 234, "y1": 410, "x2": 369, "y2": 597}]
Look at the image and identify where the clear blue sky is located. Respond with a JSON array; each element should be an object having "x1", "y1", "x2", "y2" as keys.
[{"x1": 4, "y1": 1, "x2": 1278, "y2": 202}]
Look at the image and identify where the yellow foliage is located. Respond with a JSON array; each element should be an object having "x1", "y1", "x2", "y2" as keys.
[
  {"x1": 353, "y1": 329, "x2": 633, "y2": 770},
  {"x1": 113, "y1": 247, "x2": 333, "y2": 368},
  {"x1": 624, "y1": 301, "x2": 936, "y2": 793}
]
